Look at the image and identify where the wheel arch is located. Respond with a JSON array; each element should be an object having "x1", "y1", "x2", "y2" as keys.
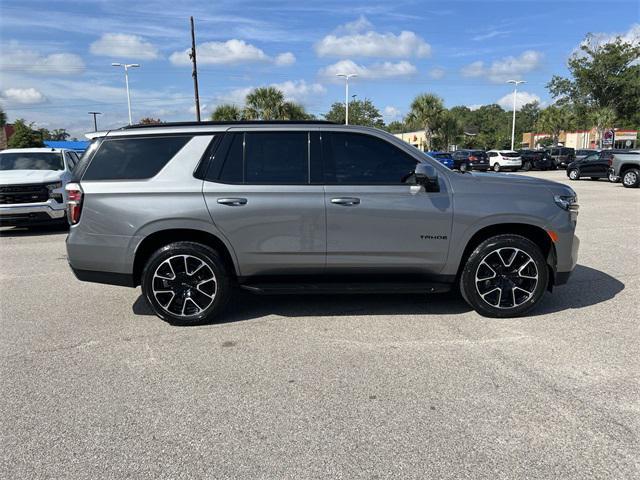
[
  {"x1": 132, "y1": 228, "x2": 238, "y2": 287},
  {"x1": 619, "y1": 163, "x2": 638, "y2": 176},
  {"x1": 456, "y1": 223, "x2": 556, "y2": 288}
]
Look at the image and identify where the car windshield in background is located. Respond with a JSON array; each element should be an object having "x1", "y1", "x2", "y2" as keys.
[{"x1": 0, "y1": 152, "x2": 64, "y2": 171}]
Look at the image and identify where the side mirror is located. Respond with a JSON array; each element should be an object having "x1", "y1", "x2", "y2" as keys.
[{"x1": 414, "y1": 163, "x2": 439, "y2": 191}]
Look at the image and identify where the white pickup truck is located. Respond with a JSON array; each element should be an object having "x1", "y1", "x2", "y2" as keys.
[{"x1": 0, "y1": 148, "x2": 80, "y2": 226}]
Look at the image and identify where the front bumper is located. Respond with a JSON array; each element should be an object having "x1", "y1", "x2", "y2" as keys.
[
  {"x1": 0, "y1": 201, "x2": 66, "y2": 226},
  {"x1": 554, "y1": 234, "x2": 579, "y2": 285}
]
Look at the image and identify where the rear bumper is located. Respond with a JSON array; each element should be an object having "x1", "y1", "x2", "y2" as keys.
[
  {"x1": 0, "y1": 202, "x2": 66, "y2": 225},
  {"x1": 70, "y1": 266, "x2": 135, "y2": 287}
]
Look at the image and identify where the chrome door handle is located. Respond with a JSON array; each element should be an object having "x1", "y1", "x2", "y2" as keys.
[
  {"x1": 217, "y1": 198, "x2": 247, "y2": 206},
  {"x1": 331, "y1": 197, "x2": 360, "y2": 206}
]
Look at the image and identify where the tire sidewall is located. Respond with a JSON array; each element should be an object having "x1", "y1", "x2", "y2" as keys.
[
  {"x1": 569, "y1": 169, "x2": 579, "y2": 180},
  {"x1": 141, "y1": 242, "x2": 231, "y2": 325},
  {"x1": 622, "y1": 169, "x2": 639, "y2": 188},
  {"x1": 460, "y1": 235, "x2": 549, "y2": 318}
]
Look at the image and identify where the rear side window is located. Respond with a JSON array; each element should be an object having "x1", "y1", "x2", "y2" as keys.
[
  {"x1": 82, "y1": 135, "x2": 192, "y2": 180},
  {"x1": 323, "y1": 132, "x2": 418, "y2": 185}
]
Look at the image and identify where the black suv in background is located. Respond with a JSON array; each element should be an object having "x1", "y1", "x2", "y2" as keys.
[
  {"x1": 545, "y1": 147, "x2": 575, "y2": 168},
  {"x1": 518, "y1": 149, "x2": 556, "y2": 171},
  {"x1": 451, "y1": 150, "x2": 489, "y2": 172}
]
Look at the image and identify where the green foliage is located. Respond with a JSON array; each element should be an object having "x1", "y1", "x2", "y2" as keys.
[
  {"x1": 536, "y1": 106, "x2": 575, "y2": 145},
  {"x1": 433, "y1": 111, "x2": 462, "y2": 150},
  {"x1": 405, "y1": 93, "x2": 445, "y2": 151},
  {"x1": 7, "y1": 119, "x2": 45, "y2": 148},
  {"x1": 547, "y1": 33, "x2": 640, "y2": 127},
  {"x1": 324, "y1": 99, "x2": 383, "y2": 127},
  {"x1": 0, "y1": 107, "x2": 6, "y2": 128},
  {"x1": 385, "y1": 121, "x2": 406, "y2": 134},
  {"x1": 138, "y1": 117, "x2": 163, "y2": 125},
  {"x1": 50, "y1": 128, "x2": 70, "y2": 140},
  {"x1": 210, "y1": 104, "x2": 243, "y2": 121}
]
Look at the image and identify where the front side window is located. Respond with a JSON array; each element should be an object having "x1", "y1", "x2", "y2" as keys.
[
  {"x1": 323, "y1": 132, "x2": 418, "y2": 185},
  {"x1": 83, "y1": 135, "x2": 192, "y2": 180},
  {"x1": 0, "y1": 152, "x2": 64, "y2": 171}
]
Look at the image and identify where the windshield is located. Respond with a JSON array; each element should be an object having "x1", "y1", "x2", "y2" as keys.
[{"x1": 0, "y1": 152, "x2": 64, "y2": 171}]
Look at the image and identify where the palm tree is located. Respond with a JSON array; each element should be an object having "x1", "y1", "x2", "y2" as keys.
[
  {"x1": 435, "y1": 111, "x2": 462, "y2": 150},
  {"x1": 405, "y1": 93, "x2": 445, "y2": 151},
  {"x1": 244, "y1": 87, "x2": 286, "y2": 120},
  {"x1": 210, "y1": 104, "x2": 243, "y2": 121},
  {"x1": 278, "y1": 101, "x2": 312, "y2": 120},
  {"x1": 589, "y1": 106, "x2": 616, "y2": 148},
  {"x1": 51, "y1": 128, "x2": 70, "y2": 140},
  {"x1": 536, "y1": 106, "x2": 574, "y2": 146}
]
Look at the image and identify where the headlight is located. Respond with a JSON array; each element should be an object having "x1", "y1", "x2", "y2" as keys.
[
  {"x1": 46, "y1": 182, "x2": 64, "y2": 203},
  {"x1": 554, "y1": 194, "x2": 579, "y2": 212},
  {"x1": 46, "y1": 182, "x2": 62, "y2": 191}
]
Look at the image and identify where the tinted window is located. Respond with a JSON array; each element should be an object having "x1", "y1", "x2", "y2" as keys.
[
  {"x1": 432, "y1": 153, "x2": 453, "y2": 160},
  {"x1": 245, "y1": 132, "x2": 308, "y2": 184},
  {"x1": 324, "y1": 132, "x2": 418, "y2": 184},
  {"x1": 0, "y1": 152, "x2": 64, "y2": 171},
  {"x1": 502, "y1": 152, "x2": 520, "y2": 158},
  {"x1": 218, "y1": 133, "x2": 244, "y2": 183},
  {"x1": 83, "y1": 135, "x2": 192, "y2": 180}
]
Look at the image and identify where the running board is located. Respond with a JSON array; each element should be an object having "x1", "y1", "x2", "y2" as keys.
[{"x1": 239, "y1": 282, "x2": 452, "y2": 295}]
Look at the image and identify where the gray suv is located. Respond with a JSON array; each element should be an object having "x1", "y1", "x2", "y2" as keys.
[{"x1": 66, "y1": 121, "x2": 579, "y2": 324}]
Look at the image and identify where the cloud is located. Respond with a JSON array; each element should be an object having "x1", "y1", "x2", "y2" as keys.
[
  {"x1": 581, "y1": 23, "x2": 640, "y2": 49},
  {"x1": 319, "y1": 59, "x2": 417, "y2": 80},
  {"x1": 170, "y1": 40, "x2": 294, "y2": 66},
  {"x1": 90, "y1": 33, "x2": 159, "y2": 59},
  {"x1": 274, "y1": 52, "x2": 296, "y2": 66},
  {"x1": 222, "y1": 80, "x2": 326, "y2": 107},
  {"x1": 428, "y1": 67, "x2": 446, "y2": 79},
  {"x1": 315, "y1": 18, "x2": 431, "y2": 58},
  {"x1": 383, "y1": 106, "x2": 401, "y2": 119},
  {"x1": 497, "y1": 91, "x2": 541, "y2": 110},
  {"x1": 1, "y1": 88, "x2": 47, "y2": 104},
  {"x1": 461, "y1": 50, "x2": 543, "y2": 83},
  {"x1": 0, "y1": 43, "x2": 84, "y2": 75}
]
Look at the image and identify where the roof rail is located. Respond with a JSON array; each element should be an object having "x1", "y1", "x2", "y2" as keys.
[{"x1": 120, "y1": 120, "x2": 336, "y2": 130}]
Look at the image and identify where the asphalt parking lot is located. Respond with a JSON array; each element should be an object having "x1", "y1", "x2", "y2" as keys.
[{"x1": 1, "y1": 170, "x2": 638, "y2": 479}]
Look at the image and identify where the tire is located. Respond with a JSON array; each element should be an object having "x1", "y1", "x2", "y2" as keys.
[
  {"x1": 622, "y1": 168, "x2": 640, "y2": 188},
  {"x1": 568, "y1": 169, "x2": 580, "y2": 180},
  {"x1": 141, "y1": 241, "x2": 232, "y2": 325},
  {"x1": 459, "y1": 234, "x2": 549, "y2": 318},
  {"x1": 493, "y1": 163, "x2": 501, "y2": 172},
  {"x1": 608, "y1": 173, "x2": 620, "y2": 183},
  {"x1": 521, "y1": 161, "x2": 531, "y2": 172}
]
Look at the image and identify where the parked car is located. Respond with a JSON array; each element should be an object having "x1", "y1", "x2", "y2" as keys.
[
  {"x1": 598, "y1": 149, "x2": 639, "y2": 182},
  {"x1": 608, "y1": 150, "x2": 640, "y2": 188},
  {"x1": 425, "y1": 151, "x2": 454, "y2": 169},
  {"x1": 545, "y1": 147, "x2": 575, "y2": 168},
  {"x1": 518, "y1": 149, "x2": 556, "y2": 171},
  {"x1": 486, "y1": 150, "x2": 522, "y2": 172},
  {"x1": 0, "y1": 147, "x2": 79, "y2": 226},
  {"x1": 66, "y1": 121, "x2": 579, "y2": 324},
  {"x1": 575, "y1": 149, "x2": 599, "y2": 161},
  {"x1": 566, "y1": 152, "x2": 611, "y2": 181},
  {"x1": 451, "y1": 149, "x2": 490, "y2": 172}
]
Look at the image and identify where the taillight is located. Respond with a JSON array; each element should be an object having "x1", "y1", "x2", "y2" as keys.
[
  {"x1": 65, "y1": 183, "x2": 83, "y2": 225},
  {"x1": 607, "y1": 158, "x2": 613, "y2": 167},
  {"x1": 469, "y1": 155, "x2": 477, "y2": 162}
]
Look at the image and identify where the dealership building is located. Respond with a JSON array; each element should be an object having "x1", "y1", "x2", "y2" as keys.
[{"x1": 521, "y1": 129, "x2": 638, "y2": 150}]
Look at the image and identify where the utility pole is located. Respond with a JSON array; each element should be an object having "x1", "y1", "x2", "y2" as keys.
[
  {"x1": 189, "y1": 16, "x2": 201, "y2": 122},
  {"x1": 336, "y1": 73, "x2": 357, "y2": 125},
  {"x1": 507, "y1": 79, "x2": 526, "y2": 150},
  {"x1": 88, "y1": 112, "x2": 102, "y2": 132}
]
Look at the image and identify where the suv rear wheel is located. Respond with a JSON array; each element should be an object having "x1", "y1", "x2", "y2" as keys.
[
  {"x1": 460, "y1": 234, "x2": 548, "y2": 318},
  {"x1": 622, "y1": 168, "x2": 640, "y2": 188},
  {"x1": 141, "y1": 241, "x2": 231, "y2": 325},
  {"x1": 493, "y1": 163, "x2": 501, "y2": 172}
]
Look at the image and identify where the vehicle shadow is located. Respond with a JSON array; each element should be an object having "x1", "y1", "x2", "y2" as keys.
[
  {"x1": 131, "y1": 264, "x2": 624, "y2": 324},
  {"x1": 0, "y1": 224, "x2": 69, "y2": 237}
]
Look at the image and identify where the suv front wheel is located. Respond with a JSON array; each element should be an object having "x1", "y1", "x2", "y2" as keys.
[
  {"x1": 141, "y1": 241, "x2": 231, "y2": 325},
  {"x1": 460, "y1": 234, "x2": 548, "y2": 318}
]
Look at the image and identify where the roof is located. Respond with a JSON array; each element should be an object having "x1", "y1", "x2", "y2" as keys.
[
  {"x1": 121, "y1": 120, "x2": 335, "y2": 130},
  {"x1": 44, "y1": 140, "x2": 90, "y2": 151}
]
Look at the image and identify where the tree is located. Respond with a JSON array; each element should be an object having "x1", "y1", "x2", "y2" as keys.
[
  {"x1": 386, "y1": 121, "x2": 406, "y2": 134},
  {"x1": 433, "y1": 111, "x2": 462, "y2": 150},
  {"x1": 324, "y1": 99, "x2": 384, "y2": 127},
  {"x1": 210, "y1": 104, "x2": 243, "y2": 121},
  {"x1": 0, "y1": 107, "x2": 6, "y2": 127},
  {"x1": 8, "y1": 119, "x2": 45, "y2": 148},
  {"x1": 589, "y1": 106, "x2": 617, "y2": 148},
  {"x1": 547, "y1": 33, "x2": 640, "y2": 126},
  {"x1": 517, "y1": 102, "x2": 542, "y2": 136},
  {"x1": 244, "y1": 87, "x2": 285, "y2": 120},
  {"x1": 50, "y1": 128, "x2": 70, "y2": 141},
  {"x1": 536, "y1": 106, "x2": 574, "y2": 146},
  {"x1": 279, "y1": 101, "x2": 314, "y2": 120},
  {"x1": 139, "y1": 117, "x2": 163, "y2": 125},
  {"x1": 405, "y1": 93, "x2": 445, "y2": 151}
]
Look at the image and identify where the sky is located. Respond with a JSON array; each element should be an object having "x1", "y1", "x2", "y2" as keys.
[{"x1": 1, "y1": 0, "x2": 638, "y2": 137}]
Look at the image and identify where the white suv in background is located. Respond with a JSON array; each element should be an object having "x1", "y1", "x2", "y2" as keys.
[
  {"x1": 0, "y1": 148, "x2": 80, "y2": 227},
  {"x1": 487, "y1": 150, "x2": 522, "y2": 172}
]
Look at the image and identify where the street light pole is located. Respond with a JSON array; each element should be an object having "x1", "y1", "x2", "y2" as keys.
[
  {"x1": 112, "y1": 63, "x2": 140, "y2": 125},
  {"x1": 507, "y1": 79, "x2": 526, "y2": 151},
  {"x1": 88, "y1": 112, "x2": 102, "y2": 132},
  {"x1": 336, "y1": 73, "x2": 358, "y2": 125}
]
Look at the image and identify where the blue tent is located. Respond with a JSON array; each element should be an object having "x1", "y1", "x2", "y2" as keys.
[{"x1": 44, "y1": 140, "x2": 90, "y2": 152}]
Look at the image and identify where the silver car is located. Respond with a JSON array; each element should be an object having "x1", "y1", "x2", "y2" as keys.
[
  {"x1": 0, "y1": 147, "x2": 79, "y2": 226},
  {"x1": 66, "y1": 121, "x2": 579, "y2": 324}
]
